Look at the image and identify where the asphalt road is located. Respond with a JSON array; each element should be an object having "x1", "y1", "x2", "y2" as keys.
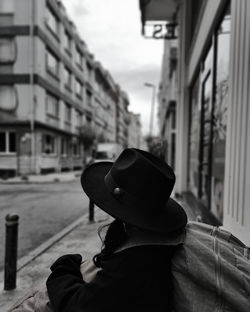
[{"x1": 0, "y1": 180, "x2": 89, "y2": 271}]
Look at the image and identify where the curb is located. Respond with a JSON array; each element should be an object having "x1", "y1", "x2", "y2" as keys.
[{"x1": 0, "y1": 174, "x2": 81, "y2": 185}]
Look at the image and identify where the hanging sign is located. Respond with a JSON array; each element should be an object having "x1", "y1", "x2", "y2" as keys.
[{"x1": 143, "y1": 22, "x2": 178, "y2": 40}]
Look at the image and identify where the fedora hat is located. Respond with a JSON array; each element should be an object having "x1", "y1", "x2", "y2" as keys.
[{"x1": 81, "y1": 148, "x2": 187, "y2": 233}]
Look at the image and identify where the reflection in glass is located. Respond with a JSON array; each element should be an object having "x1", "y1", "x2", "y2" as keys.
[
  {"x1": 188, "y1": 77, "x2": 200, "y2": 196},
  {"x1": 211, "y1": 8, "x2": 231, "y2": 221}
]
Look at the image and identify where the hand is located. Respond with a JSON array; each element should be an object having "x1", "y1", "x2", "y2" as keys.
[{"x1": 50, "y1": 254, "x2": 82, "y2": 271}]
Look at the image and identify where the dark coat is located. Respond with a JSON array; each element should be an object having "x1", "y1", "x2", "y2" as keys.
[{"x1": 46, "y1": 245, "x2": 176, "y2": 312}]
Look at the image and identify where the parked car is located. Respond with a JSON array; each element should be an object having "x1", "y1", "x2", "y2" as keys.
[{"x1": 93, "y1": 143, "x2": 123, "y2": 163}]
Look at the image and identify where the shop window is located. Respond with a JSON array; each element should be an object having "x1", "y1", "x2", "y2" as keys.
[
  {"x1": 0, "y1": 131, "x2": 16, "y2": 153},
  {"x1": 187, "y1": 5, "x2": 231, "y2": 220},
  {"x1": 43, "y1": 134, "x2": 56, "y2": 155},
  {"x1": 46, "y1": 6, "x2": 59, "y2": 36},
  {"x1": 0, "y1": 38, "x2": 15, "y2": 63},
  {"x1": 188, "y1": 77, "x2": 200, "y2": 196},
  {"x1": 0, "y1": 86, "x2": 17, "y2": 111},
  {"x1": 46, "y1": 49, "x2": 59, "y2": 77},
  {"x1": 46, "y1": 93, "x2": 59, "y2": 118},
  {"x1": 211, "y1": 7, "x2": 231, "y2": 220}
]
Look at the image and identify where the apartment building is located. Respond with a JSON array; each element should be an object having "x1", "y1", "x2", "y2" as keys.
[
  {"x1": 0, "y1": 0, "x2": 133, "y2": 177},
  {"x1": 116, "y1": 87, "x2": 130, "y2": 148},
  {"x1": 93, "y1": 62, "x2": 117, "y2": 143},
  {"x1": 139, "y1": 0, "x2": 250, "y2": 244}
]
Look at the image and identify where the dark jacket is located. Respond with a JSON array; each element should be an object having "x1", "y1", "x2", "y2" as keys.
[{"x1": 46, "y1": 245, "x2": 175, "y2": 312}]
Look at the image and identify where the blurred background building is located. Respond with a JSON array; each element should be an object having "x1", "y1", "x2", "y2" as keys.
[
  {"x1": 139, "y1": 0, "x2": 250, "y2": 244},
  {"x1": 0, "y1": 0, "x2": 141, "y2": 177}
]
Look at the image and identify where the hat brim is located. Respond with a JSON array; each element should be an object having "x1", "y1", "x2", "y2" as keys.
[{"x1": 81, "y1": 162, "x2": 187, "y2": 233}]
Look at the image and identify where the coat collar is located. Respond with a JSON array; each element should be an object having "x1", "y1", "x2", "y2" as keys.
[{"x1": 115, "y1": 226, "x2": 185, "y2": 253}]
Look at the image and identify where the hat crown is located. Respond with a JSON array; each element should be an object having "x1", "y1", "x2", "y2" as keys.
[{"x1": 109, "y1": 149, "x2": 175, "y2": 207}]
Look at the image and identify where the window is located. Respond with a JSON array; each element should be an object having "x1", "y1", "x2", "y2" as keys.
[
  {"x1": 46, "y1": 93, "x2": 59, "y2": 118},
  {"x1": 42, "y1": 134, "x2": 56, "y2": 154},
  {"x1": 0, "y1": 86, "x2": 17, "y2": 111},
  {"x1": 211, "y1": 7, "x2": 231, "y2": 220},
  {"x1": 64, "y1": 30, "x2": 72, "y2": 54},
  {"x1": 61, "y1": 138, "x2": 68, "y2": 156},
  {"x1": 188, "y1": 76, "x2": 200, "y2": 196},
  {"x1": 46, "y1": 6, "x2": 59, "y2": 36},
  {"x1": 75, "y1": 111, "x2": 82, "y2": 130},
  {"x1": 46, "y1": 49, "x2": 59, "y2": 77},
  {"x1": 72, "y1": 138, "x2": 80, "y2": 156},
  {"x1": 76, "y1": 48, "x2": 83, "y2": 67},
  {"x1": 86, "y1": 63, "x2": 92, "y2": 81},
  {"x1": 65, "y1": 104, "x2": 71, "y2": 123},
  {"x1": 75, "y1": 79, "x2": 83, "y2": 97},
  {"x1": 87, "y1": 91, "x2": 92, "y2": 107},
  {"x1": 0, "y1": 131, "x2": 16, "y2": 153},
  {"x1": 64, "y1": 67, "x2": 72, "y2": 88},
  {"x1": 0, "y1": 38, "x2": 15, "y2": 63}
]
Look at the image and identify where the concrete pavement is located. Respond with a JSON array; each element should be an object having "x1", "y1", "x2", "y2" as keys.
[{"x1": 0, "y1": 208, "x2": 111, "y2": 312}]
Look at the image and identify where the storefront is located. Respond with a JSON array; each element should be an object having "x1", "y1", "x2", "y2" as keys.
[
  {"x1": 188, "y1": 5, "x2": 231, "y2": 222},
  {"x1": 139, "y1": 0, "x2": 250, "y2": 244}
]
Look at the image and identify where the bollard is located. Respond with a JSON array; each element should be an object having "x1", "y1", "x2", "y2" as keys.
[
  {"x1": 4, "y1": 213, "x2": 19, "y2": 291},
  {"x1": 89, "y1": 199, "x2": 95, "y2": 222}
]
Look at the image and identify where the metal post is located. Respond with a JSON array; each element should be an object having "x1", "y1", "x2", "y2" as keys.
[
  {"x1": 4, "y1": 214, "x2": 19, "y2": 291},
  {"x1": 89, "y1": 200, "x2": 95, "y2": 222}
]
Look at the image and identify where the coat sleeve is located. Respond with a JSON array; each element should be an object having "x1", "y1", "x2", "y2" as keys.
[{"x1": 46, "y1": 252, "x2": 137, "y2": 312}]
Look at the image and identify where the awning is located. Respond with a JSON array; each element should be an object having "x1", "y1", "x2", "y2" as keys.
[{"x1": 139, "y1": 0, "x2": 180, "y2": 35}]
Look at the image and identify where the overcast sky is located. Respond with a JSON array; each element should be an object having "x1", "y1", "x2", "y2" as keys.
[{"x1": 62, "y1": 0, "x2": 163, "y2": 135}]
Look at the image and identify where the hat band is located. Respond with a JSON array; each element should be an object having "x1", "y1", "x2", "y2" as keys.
[{"x1": 104, "y1": 172, "x2": 164, "y2": 216}]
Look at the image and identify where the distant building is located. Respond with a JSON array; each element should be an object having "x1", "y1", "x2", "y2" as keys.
[
  {"x1": 93, "y1": 62, "x2": 117, "y2": 143},
  {"x1": 116, "y1": 87, "x2": 130, "y2": 148},
  {"x1": 127, "y1": 112, "x2": 141, "y2": 148},
  {"x1": 0, "y1": 0, "x2": 132, "y2": 177}
]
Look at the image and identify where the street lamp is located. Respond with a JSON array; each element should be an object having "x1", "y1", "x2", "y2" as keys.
[{"x1": 144, "y1": 82, "x2": 156, "y2": 136}]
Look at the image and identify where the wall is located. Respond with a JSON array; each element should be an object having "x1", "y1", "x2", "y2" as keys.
[{"x1": 223, "y1": 0, "x2": 250, "y2": 245}]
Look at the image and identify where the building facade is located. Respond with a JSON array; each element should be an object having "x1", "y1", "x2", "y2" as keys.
[
  {"x1": 0, "y1": 0, "x2": 136, "y2": 177},
  {"x1": 158, "y1": 40, "x2": 177, "y2": 171},
  {"x1": 116, "y1": 87, "x2": 130, "y2": 148},
  {"x1": 139, "y1": 0, "x2": 250, "y2": 244}
]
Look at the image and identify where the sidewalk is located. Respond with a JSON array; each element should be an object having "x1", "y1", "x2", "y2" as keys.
[
  {"x1": 0, "y1": 193, "x2": 215, "y2": 311},
  {"x1": 0, "y1": 208, "x2": 111, "y2": 312},
  {"x1": 0, "y1": 170, "x2": 83, "y2": 184}
]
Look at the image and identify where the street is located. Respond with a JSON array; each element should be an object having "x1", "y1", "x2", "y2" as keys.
[{"x1": 0, "y1": 180, "x2": 89, "y2": 270}]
